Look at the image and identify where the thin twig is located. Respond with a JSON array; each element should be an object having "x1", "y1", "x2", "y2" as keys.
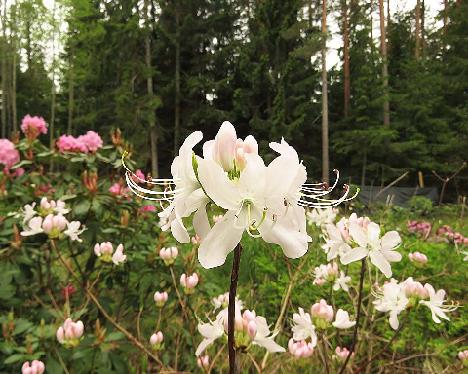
[{"x1": 228, "y1": 243, "x2": 243, "y2": 374}]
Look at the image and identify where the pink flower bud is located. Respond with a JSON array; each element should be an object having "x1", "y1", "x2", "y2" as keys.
[
  {"x1": 311, "y1": 299, "x2": 334, "y2": 322},
  {"x1": 150, "y1": 331, "x2": 164, "y2": 346},
  {"x1": 288, "y1": 339, "x2": 314, "y2": 358},
  {"x1": 56, "y1": 326, "x2": 65, "y2": 343},
  {"x1": 154, "y1": 291, "x2": 168, "y2": 307},
  {"x1": 57, "y1": 318, "x2": 84, "y2": 347},
  {"x1": 403, "y1": 278, "x2": 428, "y2": 299},
  {"x1": 197, "y1": 354, "x2": 210, "y2": 369},
  {"x1": 247, "y1": 320, "x2": 257, "y2": 339},
  {"x1": 458, "y1": 350, "x2": 468, "y2": 361},
  {"x1": 335, "y1": 346, "x2": 353, "y2": 360},
  {"x1": 213, "y1": 121, "x2": 237, "y2": 171},
  {"x1": 313, "y1": 278, "x2": 326, "y2": 286},
  {"x1": 22, "y1": 360, "x2": 45, "y2": 374},
  {"x1": 160, "y1": 247, "x2": 178, "y2": 265},
  {"x1": 408, "y1": 251, "x2": 428, "y2": 265}
]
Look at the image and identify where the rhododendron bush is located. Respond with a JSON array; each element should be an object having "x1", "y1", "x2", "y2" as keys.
[{"x1": 0, "y1": 117, "x2": 466, "y2": 374}]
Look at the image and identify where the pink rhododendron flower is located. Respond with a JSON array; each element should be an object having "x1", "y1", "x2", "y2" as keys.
[
  {"x1": 311, "y1": 299, "x2": 334, "y2": 323},
  {"x1": 57, "y1": 135, "x2": 88, "y2": 153},
  {"x1": 0, "y1": 139, "x2": 20, "y2": 169},
  {"x1": 139, "y1": 205, "x2": 157, "y2": 214},
  {"x1": 108, "y1": 182, "x2": 129, "y2": 198},
  {"x1": 21, "y1": 360, "x2": 45, "y2": 374},
  {"x1": 78, "y1": 131, "x2": 103, "y2": 152},
  {"x1": 154, "y1": 291, "x2": 168, "y2": 307},
  {"x1": 21, "y1": 115, "x2": 47, "y2": 140},
  {"x1": 150, "y1": 331, "x2": 164, "y2": 350}
]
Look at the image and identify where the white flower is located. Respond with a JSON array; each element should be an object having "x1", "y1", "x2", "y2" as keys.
[
  {"x1": 322, "y1": 223, "x2": 351, "y2": 261},
  {"x1": 341, "y1": 222, "x2": 402, "y2": 278},
  {"x1": 197, "y1": 140, "x2": 311, "y2": 268},
  {"x1": 419, "y1": 284, "x2": 457, "y2": 323},
  {"x1": 195, "y1": 315, "x2": 225, "y2": 356},
  {"x1": 63, "y1": 221, "x2": 84, "y2": 242},
  {"x1": 20, "y1": 216, "x2": 44, "y2": 236},
  {"x1": 291, "y1": 308, "x2": 317, "y2": 347},
  {"x1": 307, "y1": 207, "x2": 337, "y2": 227},
  {"x1": 251, "y1": 316, "x2": 285, "y2": 353},
  {"x1": 332, "y1": 309, "x2": 356, "y2": 329},
  {"x1": 112, "y1": 244, "x2": 127, "y2": 265},
  {"x1": 333, "y1": 271, "x2": 351, "y2": 292},
  {"x1": 373, "y1": 279, "x2": 409, "y2": 330}
]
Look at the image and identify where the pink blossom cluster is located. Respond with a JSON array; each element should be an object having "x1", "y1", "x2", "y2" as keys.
[
  {"x1": 437, "y1": 225, "x2": 468, "y2": 245},
  {"x1": 0, "y1": 139, "x2": 20, "y2": 169},
  {"x1": 407, "y1": 220, "x2": 432, "y2": 239},
  {"x1": 21, "y1": 360, "x2": 45, "y2": 374},
  {"x1": 108, "y1": 182, "x2": 130, "y2": 198},
  {"x1": 288, "y1": 339, "x2": 314, "y2": 358},
  {"x1": 21, "y1": 115, "x2": 47, "y2": 140},
  {"x1": 57, "y1": 131, "x2": 103, "y2": 153}
]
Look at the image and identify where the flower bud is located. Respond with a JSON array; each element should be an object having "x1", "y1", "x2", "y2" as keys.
[
  {"x1": 213, "y1": 121, "x2": 237, "y2": 171},
  {"x1": 57, "y1": 318, "x2": 84, "y2": 348},
  {"x1": 288, "y1": 339, "x2": 314, "y2": 358},
  {"x1": 197, "y1": 354, "x2": 210, "y2": 369},
  {"x1": 154, "y1": 291, "x2": 168, "y2": 307},
  {"x1": 334, "y1": 346, "x2": 353, "y2": 361},
  {"x1": 408, "y1": 251, "x2": 428, "y2": 265},
  {"x1": 150, "y1": 331, "x2": 164, "y2": 351},
  {"x1": 21, "y1": 360, "x2": 45, "y2": 374},
  {"x1": 159, "y1": 246, "x2": 178, "y2": 266},
  {"x1": 311, "y1": 299, "x2": 334, "y2": 323},
  {"x1": 458, "y1": 350, "x2": 468, "y2": 366},
  {"x1": 42, "y1": 214, "x2": 67, "y2": 238},
  {"x1": 180, "y1": 273, "x2": 199, "y2": 294},
  {"x1": 247, "y1": 320, "x2": 257, "y2": 339}
]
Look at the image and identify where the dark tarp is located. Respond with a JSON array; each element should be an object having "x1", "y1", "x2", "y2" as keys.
[{"x1": 357, "y1": 186, "x2": 439, "y2": 206}]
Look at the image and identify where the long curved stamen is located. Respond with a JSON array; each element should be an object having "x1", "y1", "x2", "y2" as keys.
[
  {"x1": 122, "y1": 151, "x2": 180, "y2": 202},
  {"x1": 298, "y1": 185, "x2": 359, "y2": 208}
]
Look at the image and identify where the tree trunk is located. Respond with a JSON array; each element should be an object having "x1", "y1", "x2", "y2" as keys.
[
  {"x1": 49, "y1": 0, "x2": 57, "y2": 148},
  {"x1": 67, "y1": 53, "x2": 74, "y2": 134},
  {"x1": 11, "y1": 36, "x2": 17, "y2": 133},
  {"x1": 1, "y1": 1, "x2": 8, "y2": 137},
  {"x1": 415, "y1": 0, "x2": 421, "y2": 59},
  {"x1": 342, "y1": 0, "x2": 350, "y2": 118},
  {"x1": 144, "y1": 0, "x2": 159, "y2": 178},
  {"x1": 321, "y1": 0, "x2": 329, "y2": 184},
  {"x1": 421, "y1": 0, "x2": 425, "y2": 54},
  {"x1": 378, "y1": 0, "x2": 390, "y2": 127},
  {"x1": 174, "y1": 2, "x2": 181, "y2": 155},
  {"x1": 443, "y1": 0, "x2": 448, "y2": 35}
]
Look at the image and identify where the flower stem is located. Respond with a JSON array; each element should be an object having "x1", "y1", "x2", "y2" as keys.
[
  {"x1": 338, "y1": 258, "x2": 366, "y2": 374},
  {"x1": 228, "y1": 243, "x2": 243, "y2": 374}
]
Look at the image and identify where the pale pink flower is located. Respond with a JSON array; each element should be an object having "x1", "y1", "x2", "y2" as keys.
[
  {"x1": 159, "y1": 246, "x2": 178, "y2": 265},
  {"x1": 191, "y1": 234, "x2": 201, "y2": 245},
  {"x1": 402, "y1": 277, "x2": 428, "y2": 299},
  {"x1": 94, "y1": 242, "x2": 114, "y2": 258},
  {"x1": 154, "y1": 291, "x2": 168, "y2": 307},
  {"x1": 288, "y1": 339, "x2": 314, "y2": 358},
  {"x1": 180, "y1": 273, "x2": 199, "y2": 294},
  {"x1": 21, "y1": 115, "x2": 47, "y2": 140},
  {"x1": 332, "y1": 309, "x2": 356, "y2": 329},
  {"x1": 21, "y1": 360, "x2": 45, "y2": 374},
  {"x1": 0, "y1": 139, "x2": 20, "y2": 169},
  {"x1": 335, "y1": 346, "x2": 353, "y2": 360},
  {"x1": 458, "y1": 350, "x2": 468, "y2": 362},
  {"x1": 112, "y1": 244, "x2": 126, "y2": 265},
  {"x1": 408, "y1": 251, "x2": 428, "y2": 265},
  {"x1": 311, "y1": 299, "x2": 334, "y2": 322},
  {"x1": 56, "y1": 318, "x2": 84, "y2": 347},
  {"x1": 42, "y1": 214, "x2": 68, "y2": 238},
  {"x1": 150, "y1": 331, "x2": 164, "y2": 350}
]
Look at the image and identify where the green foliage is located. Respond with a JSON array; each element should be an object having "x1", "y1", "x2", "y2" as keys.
[{"x1": 408, "y1": 196, "x2": 433, "y2": 215}]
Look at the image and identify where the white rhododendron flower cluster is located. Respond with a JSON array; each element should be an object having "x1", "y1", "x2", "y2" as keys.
[
  {"x1": 322, "y1": 213, "x2": 402, "y2": 277},
  {"x1": 195, "y1": 294, "x2": 285, "y2": 356},
  {"x1": 373, "y1": 277, "x2": 458, "y2": 329},
  {"x1": 19, "y1": 198, "x2": 84, "y2": 242},
  {"x1": 94, "y1": 242, "x2": 127, "y2": 265},
  {"x1": 307, "y1": 207, "x2": 337, "y2": 227},
  {"x1": 124, "y1": 121, "x2": 354, "y2": 269},
  {"x1": 313, "y1": 262, "x2": 351, "y2": 291}
]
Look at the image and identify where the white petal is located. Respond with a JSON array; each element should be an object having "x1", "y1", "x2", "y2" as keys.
[
  {"x1": 197, "y1": 159, "x2": 240, "y2": 210},
  {"x1": 349, "y1": 223, "x2": 368, "y2": 247},
  {"x1": 370, "y1": 250, "x2": 392, "y2": 278},
  {"x1": 198, "y1": 212, "x2": 244, "y2": 268},
  {"x1": 171, "y1": 215, "x2": 190, "y2": 243},
  {"x1": 195, "y1": 338, "x2": 215, "y2": 356},
  {"x1": 381, "y1": 231, "x2": 401, "y2": 250},
  {"x1": 340, "y1": 246, "x2": 368, "y2": 264},
  {"x1": 389, "y1": 311, "x2": 400, "y2": 330},
  {"x1": 253, "y1": 336, "x2": 286, "y2": 353},
  {"x1": 202, "y1": 139, "x2": 214, "y2": 159},
  {"x1": 193, "y1": 203, "x2": 211, "y2": 240}
]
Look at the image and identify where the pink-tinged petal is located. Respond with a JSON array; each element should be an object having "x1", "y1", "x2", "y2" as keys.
[
  {"x1": 198, "y1": 212, "x2": 244, "y2": 268},
  {"x1": 340, "y1": 246, "x2": 368, "y2": 264},
  {"x1": 366, "y1": 222, "x2": 381, "y2": 242},
  {"x1": 202, "y1": 139, "x2": 214, "y2": 159},
  {"x1": 383, "y1": 249, "x2": 402, "y2": 262}
]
